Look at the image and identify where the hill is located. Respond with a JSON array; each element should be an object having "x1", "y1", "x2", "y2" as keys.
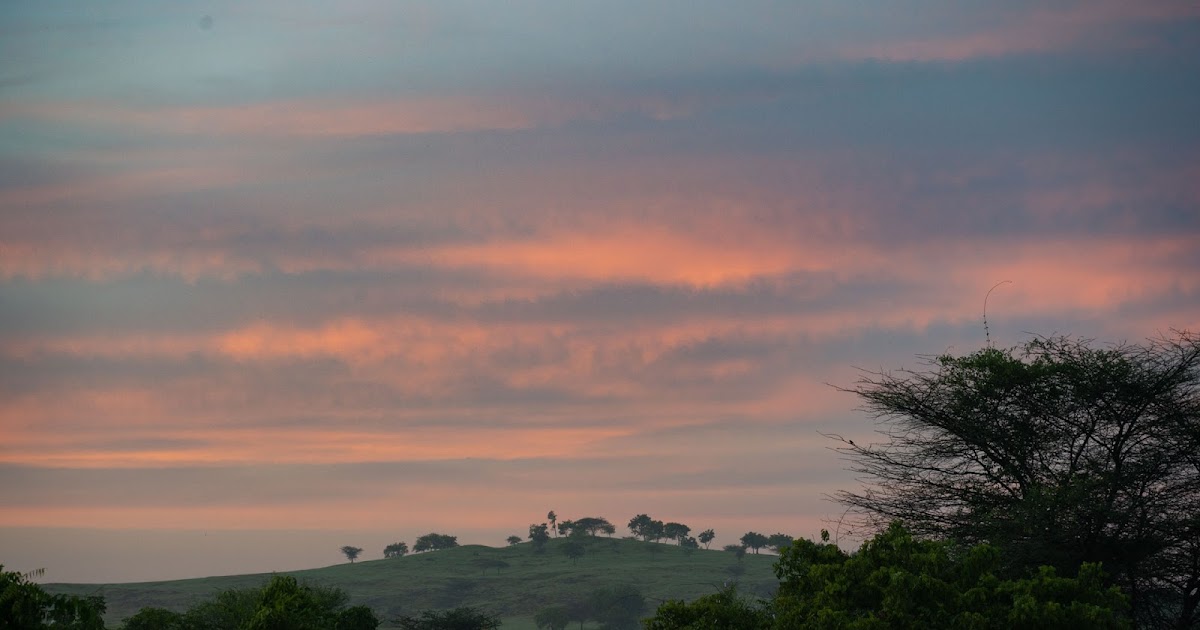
[{"x1": 44, "y1": 537, "x2": 781, "y2": 629}]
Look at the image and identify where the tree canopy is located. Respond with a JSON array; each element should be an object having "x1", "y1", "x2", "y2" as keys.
[
  {"x1": 412, "y1": 533, "x2": 459, "y2": 553},
  {"x1": 836, "y1": 333, "x2": 1200, "y2": 628},
  {"x1": 383, "y1": 542, "x2": 409, "y2": 559},
  {"x1": 123, "y1": 575, "x2": 378, "y2": 630},
  {"x1": 645, "y1": 523, "x2": 1132, "y2": 629},
  {"x1": 340, "y1": 546, "x2": 363, "y2": 563},
  {"x1": 0, "y1": 565, "x2": 107, "y2": 630}
]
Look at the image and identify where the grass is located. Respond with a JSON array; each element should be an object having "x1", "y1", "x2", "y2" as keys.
[{"x1": 44, "y1": 537, "x2": 781, "y2": 628}]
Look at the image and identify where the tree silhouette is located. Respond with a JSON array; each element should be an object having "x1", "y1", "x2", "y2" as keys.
[
  {"x1": 663, "y1": 522, "x2": 691, "y2": 545},
  {"x1": 340, "y1": 546, "x2": 363, "y2": 563},
  {"x1": 383, "y1": 542, "x2": 408, "y2": 559},
  {"x1": 698, "y1": 529, "x2": 716, "y2": 549},
  {"x1": 547, "y1": 511, "x2": 558, "y2": 537},
  {"x1": 412, "y1": 533, "x2": 458, "y2": 553},
  {"x1": 528, "y1": 523, "x2": 550, "y2": 552},
  {"x1": 740, "y1": 532, "x2": 768, "y2": 554},
  {"x1": 767, "y1": 533, "x2": 794, "y2": 553},
  {"x1": 506, "y1": 535, "x2": 522, "y2": 546},
  {"x1": 836, "y1": 333, "x2": 1200, "y2": 628}
]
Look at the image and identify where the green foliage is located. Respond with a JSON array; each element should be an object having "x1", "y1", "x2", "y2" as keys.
[
  {"x1": 506, "y1": 536, "x2": 522, "y2": 546},
  {"x1": 413, "y1": 533, "x2": 459, "y2": 553},
  {"x1": 589, "y1": 584, "x2": 646, "y2": 630},
  {"x1": 771, "y1": 522, "x2": 1131, "y2": 629},
  {"x1": 0, "y1": 565, "x2": 107, "y2": 630},
  {"x1": 341, "y1": 546, "x2": 363, "y2": 563},
  {"x1": 528, "y1": 523, "x2": 551, "y2": 551},
  {"x1": 394, "y1": 606, "x2": 501, "y2": 630},
  {"x1": 123, "y1": 606, "x2": 185, "y2": 629},
  {"x1": 840, "y1": 333, "x2": 1200, "y2": 627},
  {"x1": 384, "y1": 542, "x2": 409, "y2": 559},
  {"x1": 335, "y1": 605, "x2": 381, "y2": 630},
  {"x1": 125, "y1": 575, "x2": 378, "y2": 630},
  {"x1": 644, "y1": 586, "x2": 770, "y2": 630}
]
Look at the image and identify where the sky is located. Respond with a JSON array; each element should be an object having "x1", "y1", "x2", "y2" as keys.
[{"x1": 1, "y1": 1, "x2": 1198, "y2": 584}]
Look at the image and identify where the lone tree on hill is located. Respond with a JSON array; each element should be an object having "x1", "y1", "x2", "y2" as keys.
[
  {"x1": 574, "y1": 516, "x2": 615, "y2": 536},
  {"x1": 698, "y1": 529, "x2": 716, "y2": 549},
  {"x1": 340, "y1": 546, "x2": 363, "y2": 563},
  {"x1": 834, "y1": 332, "x2": 1200, "y2": 629},
  {"x1": 506, "y1": 535, "x2": 522, "y2": 546},
  {"x1": 383, "y1": 542, "x2": 409, "y2": 559}
]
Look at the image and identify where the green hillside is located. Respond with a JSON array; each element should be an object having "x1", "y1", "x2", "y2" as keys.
[{"x1": 44, "y1": 537, "x2": 781, "y2": 629}]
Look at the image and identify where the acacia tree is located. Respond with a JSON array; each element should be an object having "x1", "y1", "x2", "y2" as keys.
[
  {"x1": 506, "y1": 535, "x2": 522, "y2": 546},
  {"x1": 698, "y1": 529, "x2": 716, "y2": 549},
  {"x1": 835, "y1": 333, "x2": 1200, "y2": 628},
  {"x1": 340, "y1": 546, "x2": 363, "y2": 563}
]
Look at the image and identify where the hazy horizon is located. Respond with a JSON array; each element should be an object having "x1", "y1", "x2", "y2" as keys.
[{"x1": 2, "y1": 1, "x2": 1198, "y2": 584}]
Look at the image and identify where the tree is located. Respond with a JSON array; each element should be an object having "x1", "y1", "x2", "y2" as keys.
[
  {"x1": 561, "y1": 538, "x2": 586, "y2": 565},
  {"x1": 766, "y1": 533, "x2": 794, "y2": 553},
  {"x1": 0, "y1": 565, "x2": 107, "y2": 630},
  {"x1": 574, "y1": 516, "x2": 615, "y2": 536},
  {"x1": 740, "y1": 532, "x2": 768, "y2": 554},
  {"x1": 534, "y1": 604, "x2": 571, "y2": 630},
  {"x1": 557, "y1": 519, "x2": 576, "y2": 537},
  {"x1": 835, "y1": 333, "x2": 1200, "y2": 628},
  {"x1": 772, "y1": 522, "x2": 1130, "y2": 629},
  {"x1": 528, "y1": 523, "x2": 551, "y2": 552},
  {"x1": 628, "y1": 514, "x2": 654, "y2": 541},
  {"x1": 384, "y1": 542, "x2": 409, "y2": 559},
  {"x1": 663, "y1": 522, "x2": 691, "y2": 544},
  {"x1": 698, "y1": 528, "x2": 716, "y2": 549},
  {"x1": 340, "y1": 546, "x2": 363, "y2": 563},
  {"x1": 680, "y1": 536, "x2": 699, "y2": 555},
  {"x1": 124, "y1": 607, "x2": 185, "y2": 630},
  {"x1": 645, "y1": 586, "x2": 770, "y2": 630},
  {"x1": 647, "y1": 519, "x2": 666, "y2": 542},
  {"x1": 506, "y1": 535, "x2": 522, "y2": 546},
  {"x1": 160, "y1": 575, "x2": 378, "y2": 630},
  {"x1": 588, "y1": 584, "x2": 645, "y2": 630},
  {"x1": 548, "y1": 510, "x2": 558, "y2": 537},
  {"x1": 724, "y1": 544, "x2": 747, "y2": 561},
  {"x1": 412, "y1": 533, "x2": 458, "y2": 553},
  {"x1": 395, "y1": 606, "x2": 500, "y2": 630}
]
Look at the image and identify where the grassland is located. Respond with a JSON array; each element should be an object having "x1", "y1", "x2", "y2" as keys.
[{"x1": 45, "y1": 537, "x2": 781, "y2": 629}]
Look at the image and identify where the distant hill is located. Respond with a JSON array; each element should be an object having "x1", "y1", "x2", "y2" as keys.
[{"x1": 44, "y1": 537, "x2": 781, "y2": 629}]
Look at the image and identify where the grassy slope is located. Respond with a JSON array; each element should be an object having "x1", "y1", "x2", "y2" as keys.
[{"x1": 45, "y1": 537, "x2": 781, "y2": 629}]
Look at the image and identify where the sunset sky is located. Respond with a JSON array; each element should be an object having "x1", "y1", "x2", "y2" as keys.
[{"x1": 2, "y1": 1, "x2": 1198, "y2": 583}]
